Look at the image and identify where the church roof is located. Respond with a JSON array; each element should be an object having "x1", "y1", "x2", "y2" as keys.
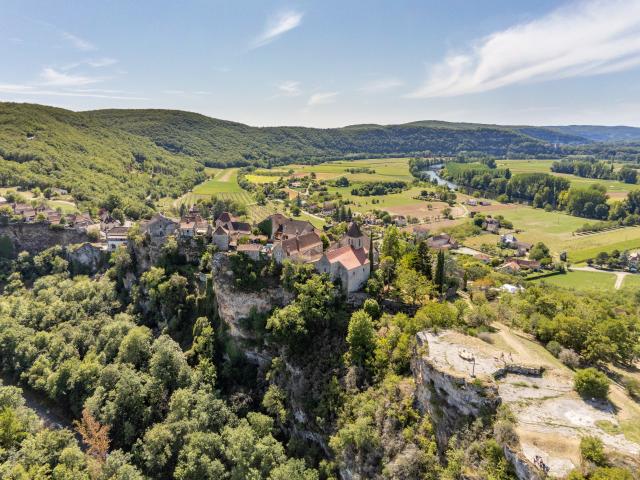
[
  {"x1": 346, "y1": 221, "x2": 364, "y2": 238},
  {"x1": 325, "y1": 245, "x2": 369, "y2": 270}
]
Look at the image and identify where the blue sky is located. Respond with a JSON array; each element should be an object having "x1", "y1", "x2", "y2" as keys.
[{"x1": 2, "y1": 0, "x2": 640, "y2": 127}]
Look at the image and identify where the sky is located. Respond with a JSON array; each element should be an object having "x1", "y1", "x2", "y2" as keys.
[{"x1": 2, "y1": 0, "x2": 640, "y2": 127}]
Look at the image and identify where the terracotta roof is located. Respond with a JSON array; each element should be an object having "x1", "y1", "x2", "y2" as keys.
[
  {"x1": 325, "y1": 245, "x2": 369, "y2": 270},
  {"x1": 499, "y1": 261, "x2": 521, "y2": 271},
  {"x1": 180, "y1": 221, "x2": 195, "y2": 229},
  {"x1": 346, "y1": 221, "x2": 363, "y2": 238}
]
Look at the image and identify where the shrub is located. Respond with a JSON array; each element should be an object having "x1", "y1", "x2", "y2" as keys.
[
  {"x1": 546, "y1": 340, "x2": 562, "y2": 357},
  {"x1": 574, "y1": 368, "x2": 610, "y2": 400},
  {"x1": 559, "y1": 348, "x2": 581, "y2": 369},
  {"x1": 621, "y1": 376, "x2": 640, "y2": 400},
  {"x1": 493, "y1": 419, "x2": 518, "y2": 447},
  {"x1": 580, "y1": 435, "x2": 607, "y2": 466}
]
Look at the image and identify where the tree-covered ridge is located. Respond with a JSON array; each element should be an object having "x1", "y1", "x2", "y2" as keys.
[{"x1": 0, "y1": 103, "x2": 205, "y2": 208}]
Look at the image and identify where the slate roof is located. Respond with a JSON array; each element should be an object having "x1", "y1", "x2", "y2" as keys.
[{"x1": 346, "y1": 221, "x2": 364, "y2": 238}]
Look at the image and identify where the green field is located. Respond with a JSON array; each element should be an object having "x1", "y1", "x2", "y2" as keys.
[
  {"x1": 497, "y1": 159, "x2": 640, "y2": 199},
  {"x1": 467, "y1": 205, "x2": 640, "y2": 262},
  {"x1": 531, "y1": 270, "x2": 617, "y2": 291},
  {"x1": 621, "y1": 274, "x2": 640, "y2": 290}
]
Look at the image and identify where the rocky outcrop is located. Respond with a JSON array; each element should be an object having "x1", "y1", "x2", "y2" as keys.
[
  {"x1": 66, "y1": 243, "x2": 106, "y2": 274},
  {"x1": 0, "y1": 223, "x2": 88, "y2": 255},
  {"x1": 412, "y1": 331, "x2": 501, "y2": 449},
  {"x1": 411, "y1": 329, "x2": 640, "y2": 480},
  {"x1": 211, "y1": 253, "x2": 293, "y2": 339}
]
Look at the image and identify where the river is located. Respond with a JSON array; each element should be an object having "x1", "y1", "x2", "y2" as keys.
[{"x1": 419, "y1": 164, "x2": 458, "y2": 190}]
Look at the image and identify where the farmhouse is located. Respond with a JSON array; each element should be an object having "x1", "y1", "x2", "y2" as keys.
[
  {"x1": 106, "y1": 226, "x2": 130, "y2": 251},
  {"x1": 237, "y1": 243, "x2": 262, "y2": 261},
  {"x1": 427, "y1": 233, "x2": 458, "y2": 250}
]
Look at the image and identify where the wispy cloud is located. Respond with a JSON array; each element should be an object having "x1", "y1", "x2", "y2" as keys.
[
  {"x1": 0, "y1": 83, "x2": 147, "y2": 100},
  {"x1": 308, "y1": 91, "x2": 339, "y2": 106},
  {"x1": 277, "y1": 80, "x2": 301, "y2": 97},
  {"x1": 251, "y1": 10, "x2": 303, "y2": 49},
  {"x1": 409, "y1": 0, "x2": 640, "y2": 98},
  {"x1": 361, "y1": 77, "x2": 404, "y2": 94},
  {"x1": 40, "y1": 67, "x2": 102, "y2": 87},
  {"x1": 87, "y1": 57, "x2": 118, "y2": 68},
  {"x1": 61, "y1": 31, "x2": 95, "y2": 51}
]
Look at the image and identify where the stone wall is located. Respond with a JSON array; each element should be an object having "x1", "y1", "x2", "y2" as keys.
[{"x1": 0, "y1": 223, "x2": 88, "y2": 255}]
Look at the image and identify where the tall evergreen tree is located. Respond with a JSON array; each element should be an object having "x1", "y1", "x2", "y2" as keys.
[
  {"x1": 369, "y1": 236, "x2": 375, "y2": 272},
  {"x1": 435, "y1": 250, "x2": 445, "y2": 298},
  {"x1": 416, "y1": 240, "x2": 432, "y2": 280}
]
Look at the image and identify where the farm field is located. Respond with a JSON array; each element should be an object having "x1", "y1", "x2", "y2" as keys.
[
  {"x1": 497, "y1": 159, "x2": 640, "y2": 200},
  {"x1": 621, "y1": 274, "x2": 640, "y2": 290},
  {"x1": 466, "y1": 205, "x2": 640, "y2": 262},
  {"x1": 531, "y1": 270, "x2": 617, "y2": 291}
]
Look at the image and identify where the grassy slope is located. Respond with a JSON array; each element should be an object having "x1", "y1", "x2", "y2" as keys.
[
  {"x1": 532, "y1": 270, "x2": 617, "y2": 291},
  {"x1": 0, "y1": 103, "x2": 204, "y2": 208}
]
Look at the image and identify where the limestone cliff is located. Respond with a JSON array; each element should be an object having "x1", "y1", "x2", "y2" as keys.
[
  {"x1": 211, "y1": 253, "x2": 293, "y2": 363},
  {"x1": 411, "y1": 329, "x2": 640, "y2": 480},
  {"x1": 0, "y1": 223, "x2": 88, "y2": 255}
]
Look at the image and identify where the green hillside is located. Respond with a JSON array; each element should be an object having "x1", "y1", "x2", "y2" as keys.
[
  {"x1": 2, "y1": 102, "x2": 640, "y2": 213},
  {"x1": 86, "y1": 109, "x2": 565, "y2": 165},
  {"x1": 0, "y1": 103, "x2": 205, "y2": 211}
]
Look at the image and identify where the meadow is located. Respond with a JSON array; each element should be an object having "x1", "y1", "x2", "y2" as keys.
[
  {"x1": 531, "y1": 270, "x2": 617, "y2": 291},
  {"x1": 466, "y1": 205, "x2": 640, "y2": 262}
]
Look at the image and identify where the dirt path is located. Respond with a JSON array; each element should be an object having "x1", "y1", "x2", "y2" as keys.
[
  {"x1": 570, "y1": 266, "x2": 629, "y2": 290},
  {"x1": 218, "y1": 168, "x2": 235, "y2": 182}
]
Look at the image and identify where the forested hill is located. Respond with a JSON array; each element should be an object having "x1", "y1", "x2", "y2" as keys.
[
  {"x1": 86, "y1": 108, "x2": 570, "y2": 165},
  {"x1": 2, "y1": 101, "x2": 639, "y2": 208},
  {"x1": 0, "y1": 102, "x2": 205, "y2": 209}
]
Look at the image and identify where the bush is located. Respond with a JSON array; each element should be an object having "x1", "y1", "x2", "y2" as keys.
[
  {"x1": 621, "y1": 376, "x2": 640, "y2": 400},
  {"x1": 546, "y1": 340, "x2": 562, "y2": 357},
  {"x1": 574, "y1": 368, "x2": 610, "y2": 400},
  {"x1": 580, "y1": 435, "x2": 607, "y2": 466},
  {"x1": 559, "y1": 348, "x2": 581, "y2": 369}
]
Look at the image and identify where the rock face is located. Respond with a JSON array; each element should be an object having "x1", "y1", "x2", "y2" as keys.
[
  {"x1": 0, "y1": 223, "x2": 88, "y2": 255},
  {"x1": 411, "y1": 330, "x2": 640, "y2": 480},
  {"x1": 211, "y1": 253, "x2": 293, "y2": 363},
  {"x1": 66, "y1": 243, "x2": 106, "y2": 274}
]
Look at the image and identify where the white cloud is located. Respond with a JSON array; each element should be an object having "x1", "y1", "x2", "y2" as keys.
[
  {"x1": 361, "y1": 77, "x2": 404, "y2": 94},
  {"x1": 87, "y1": 57, "x2": 118, "y2": 68},
  {"x1": 409, "y1": 0, "x2": 640, "y2": 98},
  {"x1": 40, "y1": 68, "x2": 102, "y2": 87},
  {"x1": 251, "y1": 10, "x2": 303, "y2": 49},
  {"x1": 277, "y1": 80, "x2": 301, "y2": 96},
  {"x1": 61, "y1": 31, "x2": 95, "y2": 51},
  {"x1": 0, "y1": 84, "x2": 146, "y2": 100},
  {"x1": 307, "y1": 91, "x2": 339, "y2": 106}
]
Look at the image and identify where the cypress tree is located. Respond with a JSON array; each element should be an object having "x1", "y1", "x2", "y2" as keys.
[
  {"x1": 417, "y1": 240, "x2": 432, "y2": 280},
  {"x1": 369, "y1": 236, "x2": 375, "y2": 272},
  {"x1": 435, "y1": 250, "x2": 445, "y2": 298}
]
